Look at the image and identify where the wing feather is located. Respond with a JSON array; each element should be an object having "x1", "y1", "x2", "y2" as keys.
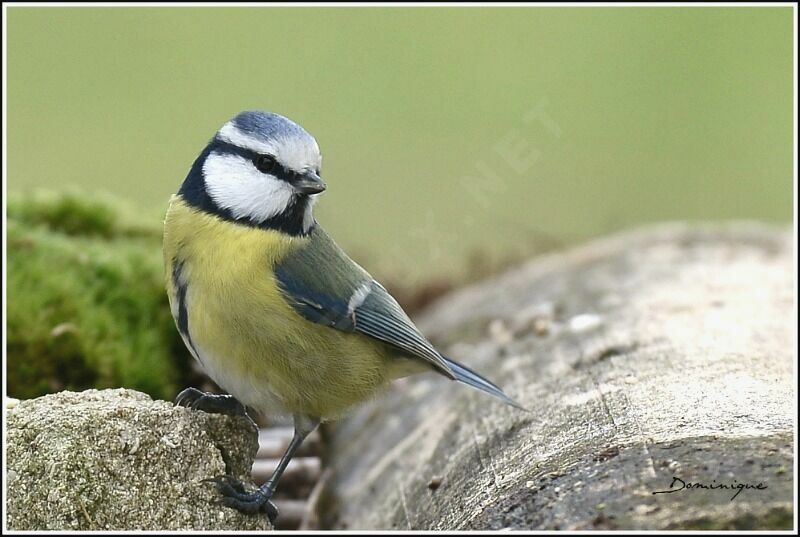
[
  {"x1": 273, "y1": 228, "x2": 454, "y2": 378},
  {"x1": 352, "y1": 288, "x2": 454, "y2": 377}
]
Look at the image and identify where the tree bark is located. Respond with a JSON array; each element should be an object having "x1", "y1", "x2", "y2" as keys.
[{"x1": 321, "y1": 223, "x2": 794, "y2": 530}]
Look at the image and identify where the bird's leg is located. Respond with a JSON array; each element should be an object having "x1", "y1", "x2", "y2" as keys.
[
  {"x1": 209, "y1": 414, "x2": 320, "y2": 523},
  {"x1": 175, "y1": 387, "x2": 257, "y2": 430}
]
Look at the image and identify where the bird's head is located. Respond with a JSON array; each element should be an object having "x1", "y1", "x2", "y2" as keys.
[{"x1": 179, "y1": 110, "x2": 325, "y2": 236}]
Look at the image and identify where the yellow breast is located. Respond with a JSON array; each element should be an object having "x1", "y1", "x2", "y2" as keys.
[{"x1": 163, "y1": 196, "x2": 392, "y2": 419}]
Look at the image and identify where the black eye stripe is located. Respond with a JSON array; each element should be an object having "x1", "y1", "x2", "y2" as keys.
[{"x1": 210, "y1": 139, "x2": 304, "y2": 184}]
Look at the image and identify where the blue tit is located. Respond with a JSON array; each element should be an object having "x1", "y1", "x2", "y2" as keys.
[{"x1": 163, "y1": 110, "x2": 522, "y2": 522}]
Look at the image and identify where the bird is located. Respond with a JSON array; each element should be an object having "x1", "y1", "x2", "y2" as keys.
[{"x1": 163, "y1": 110, "x2": 523, "y2": 522}]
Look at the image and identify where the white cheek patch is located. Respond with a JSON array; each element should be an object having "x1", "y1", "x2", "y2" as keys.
[{"x1": 203, "y1": 152, "x2": 295, "y2": 223}]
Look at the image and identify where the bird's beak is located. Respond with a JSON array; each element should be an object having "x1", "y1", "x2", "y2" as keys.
[{"x1": 293, "y1": 171, "x2": 327, "y2": 195}]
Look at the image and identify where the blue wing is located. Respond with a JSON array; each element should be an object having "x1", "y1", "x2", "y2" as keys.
[
  {"x1": 273, "y1": 227, "x2": 525, "y2": 409},
  {"x1": 275, "y1": 254, "x2": 525, "y2": 410},
  {"x1": 274, "y1": 266, "x2": 356, "y2": 331},
  {"x1": 273, "y1": 227, "x2": 454, "y2": 378},
  {"x1": 276, "y1": 262, "x2": 455, "y2": 378}
]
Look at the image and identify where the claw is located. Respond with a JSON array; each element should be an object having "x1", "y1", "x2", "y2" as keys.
[
  {"x1": 262, "y1": 500, "x2": 279, "y2": 523},
  {"x1": 220, "y1": 494, "x2": 278, "y2": 521},
  {"x1": 206, "y1": 475, "x2": 248, "y2": 497},
  {"x1": 207, "y1": 475, "x2": 278, "y2": 522},
  {"x1": 174, "y1": 389, "x2": 254, "y2": 425},
  {"x1": 175, "y1": 387, "x2": 202, "y2": 408}
]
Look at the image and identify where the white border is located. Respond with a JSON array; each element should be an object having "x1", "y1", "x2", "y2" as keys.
[{"x1": 2, "y1": 2, "x2": 797, "y2": 535}]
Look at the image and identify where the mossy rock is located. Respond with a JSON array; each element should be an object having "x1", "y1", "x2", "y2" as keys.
[{"x1": 7, "y1": 191, "x2": 193, "y2": 400}]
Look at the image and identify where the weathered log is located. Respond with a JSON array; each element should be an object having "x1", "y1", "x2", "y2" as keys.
[
  {"x1": 322, "y1": 223, "x2": 794, "y2": 530},
  {"x1": 5, "y1": 389, "x2": 270, "y2": 530}
]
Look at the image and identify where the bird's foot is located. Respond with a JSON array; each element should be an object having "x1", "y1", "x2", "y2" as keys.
[
  {"x1": 206, "y1": 475, "x2": 279, "y2": 523},
  {"x1": 175, "y1": 388, "x2": 257, "y2": 430},
  {"x1": 175, "y1": 387, "x2": 247, "y2": 416}
]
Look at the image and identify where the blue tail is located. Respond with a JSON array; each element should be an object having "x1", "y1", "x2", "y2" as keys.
[{"x1": 443, "y1": 356, "x2": 527, "y2": 410}]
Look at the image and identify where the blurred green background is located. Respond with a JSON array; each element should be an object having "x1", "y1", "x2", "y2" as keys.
[{"x1": 7, "y1": 6, "x2": 794, "y2": 284}]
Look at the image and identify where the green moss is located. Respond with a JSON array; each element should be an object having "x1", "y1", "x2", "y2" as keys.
[
  {"x1": 8, "y1": 193, "x2": 117, "y2": 237},
  {"x1": 6, "y1": 192, "x2": 193, "y2": 400}
]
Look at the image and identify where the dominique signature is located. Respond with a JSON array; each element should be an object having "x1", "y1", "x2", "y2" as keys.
[{"x1": 652, "y1": 476, "x2": 767, "y2": 501}]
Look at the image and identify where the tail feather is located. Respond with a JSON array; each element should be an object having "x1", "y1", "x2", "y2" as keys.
[{"x1": 443, "y1": 356, "x2": 528, "y2": 411}]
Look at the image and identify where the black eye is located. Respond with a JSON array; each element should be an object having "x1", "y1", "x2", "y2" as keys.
[{"x1": 254, "y1": 154, "x2": 277, "y2": 174}]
